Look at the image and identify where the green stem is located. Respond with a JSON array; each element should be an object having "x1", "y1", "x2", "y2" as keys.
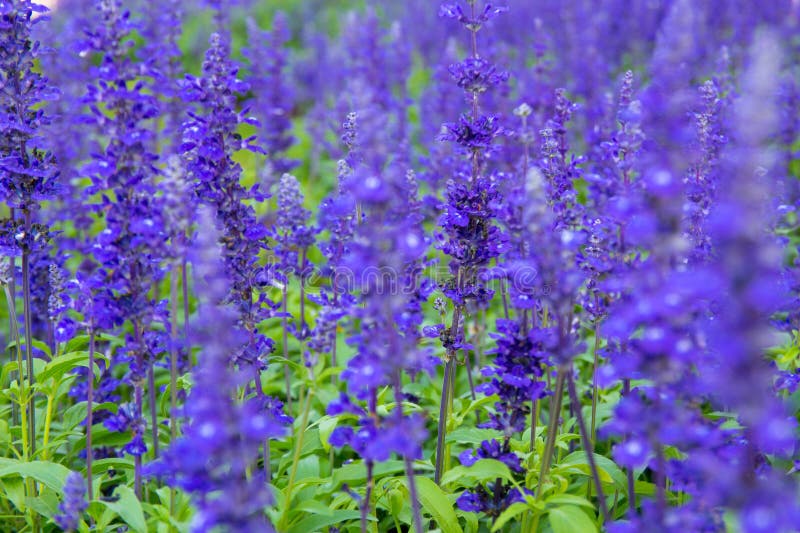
[
  {"x1": 278, "y1": 389, "x2": 314, "y2": 531},
  {"x1": 133, "y1": 322, "x2": 143, "y2": 499},
  {"x1": 392, "y1": 376, "x2": 423, "y2": 533},
  {"x1": 434, "y1": 357, "x2": 457, "y2": 484},
  {"x1": 360, "y1": 460, "x2": 374, "y2": 533},
  {"x1": 529, "y1": 368, "x2": 565, "y2": 533},
  {"x1": 86, "y1": 329, "x2": 95, "y2": 499},
  {"x1": 22, "y1": 241, "x2": 36, "y2": 459},
  {"x1": 590, "y1": 323, "x2": 601, "y2": 448},
  {"x1": 588, "y1": 323, "x2": 601, "y2": 502},
  {"x1": 282, "y1": 286, "x2": 292, "y2": 413},
  {"x1": 623, "y1": 379, "x2": 636, "y2": 517},
  {"x1": 41, "y1": 393, "x2": 55, "y2": 460},
  {"x1": 148, "y1": 366, "x2": 159, "y2": 458},
  {"x1": 529, "y1": 398, "x2": 539, "y2": 456},
  {"x1": 4, "y1": 283, "x2": 27, "y2": 456}
]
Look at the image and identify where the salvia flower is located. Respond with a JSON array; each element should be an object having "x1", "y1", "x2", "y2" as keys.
[
  {"x1": 0, "y1": 0, "x2": 59, "y2": 217},
  {"x1": 54, "y1": 471, "x2": 88, "y2": 532},
  {"x1": 698, "y1": 31, "x2": 800, "y2": 529},
  {"x1": 244, "y1": 12, "x2": 299, "y2": 182},
  {"x1": 151, "y1": 210, "x2": 285, "y2": 532},
  {"x1": 182, "y1": 31, "x2": 277, "y2": 376}
]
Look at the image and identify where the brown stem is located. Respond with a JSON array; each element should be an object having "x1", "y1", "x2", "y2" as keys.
[
  {"x1": 536, "y1": 369, "x2": 565, "y2": 498},
  {"x1": 567, "y1": 371, "x2": 610, "y2": 522},
  {"x1": 360, "y1": 460, "x2": 374, "y2": 533}
]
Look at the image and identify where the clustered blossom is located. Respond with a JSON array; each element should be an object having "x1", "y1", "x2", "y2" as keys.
[
  {"x1": 0, "y1": 0, "x2": 59, "y2": 220},
  {"x1": 329, "y1": 162, "x2": 433, "y2": 447},
  {"x1": 182, "y1": 31, "x2": 274, "y2": 373},
  {"x1": 683, "y1": 79, "x2": 728, "y2": 264},
  {"x1": 152, "y1": 212, "x2": 286, "y2": 532},
  {"x1": 456, "y1": 438, "x2": 533, "y2": 519},
  {"x1": 436, "y1": 0, "x2": 509, "y2": 336},
  {"x1": 275, "y1": 173, "x2": 314, "y2": 285},
  {"x1": 326, "y1": 161, "x2": 432, "y2": 531},
  {"x1": 54, "y1": 471, "x2": 88, "y2": 532},
  {"x1": 244, "y1": 12, "x2": 298, "y2": 182},
  {"x1": 477, "y1": 319, "x2": 547, "y2": 435},
  {"x1": 67, "y1": 0, "x2": 177, "y2": 490}
]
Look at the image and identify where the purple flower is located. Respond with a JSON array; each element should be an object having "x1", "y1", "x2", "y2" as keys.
[
  {"x1": 182, "y1": 31, "x2": 278, "y2": 376},
  {"x1": 478, "y1": 319, "x2": 547, "y2": 436},
  {"x1": 449, "y1": 57, "x2": 508, "y2": 96},
  {"x1": 150, "y1": 210, "x2": 285, "y2": 532},
  {"x1": 0, "y1": 0, "x2": 59, "y2": 217},
  {"x1": 441, "y1": 114, "x2": 503, "y2": 152},
  {"x1": 244, "y1": 13, "x2": 299, "y2": 181},
  {"x1": 54, "y1": 471, "x2": 87, "y2": 532},
  {"x1": 459, "y1": 439, "x2": 523, "y2": 472}
]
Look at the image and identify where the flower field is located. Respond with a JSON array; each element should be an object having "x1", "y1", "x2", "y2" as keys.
[{"x1": 1, "y1": 0, "x2": 800, "y2": 531}]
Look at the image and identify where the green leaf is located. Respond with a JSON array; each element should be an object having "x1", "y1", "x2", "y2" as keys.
[
  {"x1": 459, "y1": 510, "x2": 480, "y2": 533},
  {"x1": 5, "y1": 338, "x2": 51, "y2": 358},
  {"x1": 388, "y1": 487, "x2": 404, "y2": 518},
  {"x1": 634, "y1": 480, "x2": 656, "y2": 495},
  {"x1": 491, "y1": 502, "x2": 530, "y2": 532},
  {"x1": 291, "y1": 499, "x2": 334, "y2": 516},
  {"x1": 333, "y1": 460, "x2": 406, "y2": 486},
  {"x1": 558, "y1": 452, "x2": 626, "y2": 489},
  {"x1": 0, "y1": 478, "x2": 25, "y2": 511},
  {"x1": 548, "y1": 505, "x2": 598, "y2": 533},
  {"x1": 458, "y1": 395, "x2": 496, "y2": 417},
  {"x1": 545, "y1": 493, "x2": 595, "y2": 509},
  {"x1": 440, "y1": 459, "x2": 515, "y2": 487},
  {"x1": 26, "y1": 495, "x2": 58, "y2": 519},
  {"x1": 405, "y1": 476, "x2": 463, "y2": 533},
  {"x1": 317, "y1": 416, "x2": 337, "y2": 452},
  {"x1": 0, "y1": 460, "x2": 71, "y2": 492},
  {"x1": 99, "y1": 485, "x2": 147, "y2": 533},
  {"x1": 37, "y1": 351, "x2": 104, "y2": 383},
  {"x1": 286, "y1": 510, "x2": 363, "y2": 533},
  {"x1": 64, "y1": 402, "x2": 117, "y2": 432},
  {"x1": 63, "y1": 333, "x2": 124, "y2": 354},
  {"x1": 91, "y1": 457, "x2": 135, "y2": 475},
  {"x1": 445, "y1": 427, "x2": 499, "y2": 445},
  {"x1": 299, "y1": 428, "x2": 322, "y2": 457}
]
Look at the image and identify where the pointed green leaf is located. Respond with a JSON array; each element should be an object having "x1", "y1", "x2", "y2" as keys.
[
  {"x1": 440, "y1": 459, "x2": 515, "y2": 487},
  {"x1": 0, "y1": 460, "x2": 71, "y2": 493},
  {"x1": 287, "y1": 509, "x2": 364, "y2": 533},
  {"x1": 100, "y1": 485, "x2": 147, "y2": 533},
  {"x1": 491, "y1": 502, "x2": 530, "y2": 532},
  {"x1": 548, "y1": 505, "x2": 597, "y2": 533},
  {"x1": 405, "y1": 476, "x2": 463, "y2": 533}
]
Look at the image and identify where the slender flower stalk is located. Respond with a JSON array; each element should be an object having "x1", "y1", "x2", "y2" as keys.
[
  {"x1": 433, "y1": 0, "x2": 509, "y2": 485},
  {"x1": 151, "y1": 209, "x2": 286, "y2": 532},
  {"x1": 76, "y1": 0, "x2": 180, "y2": 496},
  {"x1": 1, "y1": 0, "x2": 60, "y2": 464},
  {"x1": 327, "y1": 161, "x2": 431, "y2": 527}
]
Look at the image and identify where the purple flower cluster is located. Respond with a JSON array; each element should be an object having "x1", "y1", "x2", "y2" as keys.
[
  {"x1": 0, "y1": 0, "x2": 58, "y2": 222},
  {"x1": 151, "y1": 211, "x2": 286, "y2": 532},
  {"x1": 54, "y1": 471, "x2": 88, "y2": 532}
]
